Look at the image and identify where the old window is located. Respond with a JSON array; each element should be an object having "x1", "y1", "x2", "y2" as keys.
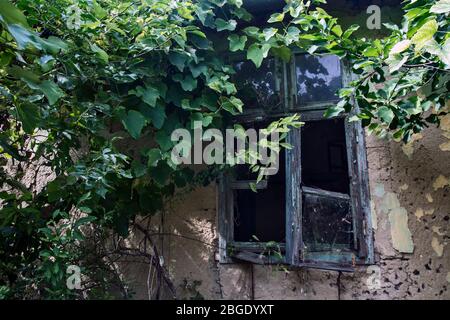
[{"x1": 218, "y1": 53, "x2": 373, "y2": 271}]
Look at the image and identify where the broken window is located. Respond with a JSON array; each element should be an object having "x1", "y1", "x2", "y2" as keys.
[{"x1": 218, "y1": 53, "x2": 373, "y2": 271}]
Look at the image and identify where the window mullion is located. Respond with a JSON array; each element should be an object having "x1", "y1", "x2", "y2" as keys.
[{"x1": 285, "y1": 127, "x2": 302, "y2": 265}]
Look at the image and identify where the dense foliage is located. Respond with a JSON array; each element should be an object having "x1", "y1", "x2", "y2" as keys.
[{"x1": 0, "y1": 0, "x2": 448, "y2": 299}]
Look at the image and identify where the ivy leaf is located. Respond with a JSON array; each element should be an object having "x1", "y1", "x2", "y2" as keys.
[
  {"x1": 122, "y1": 110, "x2": 146, "y2": 139},
  {"x1": 146, "y1": 148, "x2": 162, "y2": 167},
  {"x1": 228, "y1": 34, "x2": 247, "y2": 52},
  {"x1": 268, "y1": 12, "x2": 284, "y2": 23},
  {"x1": 430, "y1": 0, "x2": 450, "y2": 14},
  {"x1": 173, "y1": 74, "x2": 197, "y2": 91},
  {"x1": 140, "y1": 104, "x2": 166, "y2": 129},
  {"x1": 169, "y1": 51, "x2": 188, "y2": 72},
  {"x1": 132, "y1": 85, "x2": 160, "y2": 107},
  {"x1": 247, "y1": 44, "x2": 264, "y2": 68},
  {"x1": 215, "y1": 18, "x2": 237, "y2": 31},
  {"x1": 411, "y1": 19, "x2": 438, "y2": 51},
  {"x1": 263, "y1": 28, "x2": 277, "y2": 41},
  {"x1": 156, "y1": 130, "x2": 172, "y2": 151},
  {"x1": 189, "y1": 62, "x2": 208, "y2": 78},
  {"x1": 377, "y1": 106, "x2": 395, "y2": 124},
  {"x1": 271, "y1": 46, "x2": 291, "y2": 62}
]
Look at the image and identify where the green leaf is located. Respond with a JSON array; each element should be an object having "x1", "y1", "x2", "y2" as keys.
[
  {"x1": 169, "y1": 51, "x2": 188, "y2": 72},
  {"x1": 74, "y1": 216, "x2": 97, "y2": 229},
  {"x1": 6, "y1": 24, "x2": 41, "y2": 50},
  {"x1": 377, "y1": 106, "x2": 395, "y2": 124},
  {"x1": 215, "y1": 18, "x2": 237, "y2": 31},
  {"x1": 247, "y1": 44, "x2": 264, "y2": 68},
  {"x1": 411, "y1": 19, "x2": 438, "y2": 51},
  {"x1": 362, "y1": 47, "x2": 379, "y2": 57},
  {"x1": 228, "y1": 34, "x2": 247, "y2": 52},
  {"x1": 189, "y1": 63, "x2": 208, "y2": 78},
  {"x1": 323, "y1": 105, "x2": 344, "y2": 118},
  {"x1": 263, "y1": 28, "x2": 277, "y2": 41},
  {"x1": 268, "y1": 12, "x2": 284, "y2": 23},
  {"x1": 390, "y1": 40, "x2": 411, "y2": 55},
  {"x1": 342, "y1": 24, "x2": 360, "y2": 39},
  {"x1": 430, "y1": 0, "x2": 450, "y2": 14},
  {"x1": 16, "y1": 103, "x2": 40, "y2": 134},
  {"x1": 331, "y1": 25, "x2": 342, "y2": 37},
  {"x1": 133, "y1": 85, "x2": 160, "y2": 107},
  {"x1": 140, "y1": 104, "x2": 166, "y2": 129},
  {"x1": 243, "y1": 26, "x2": 260, "y2": 37},
  {"x1": 173, "y1": 74, "x2": 197, "y2": 91},
  {"x1": 156, "y1": 130, "x2": 172, "y2": 151},
  {"x1": 37, "y1": 81, "x2": 65, "y2": 105},
  {"x1": 386, "y1": 54, "x2": 408, "y2": 73},
  {"x1": 90, "y1": 43, "x2": 109, "y2": 64},
  {"x1": 271, "y1": 46, "x2": 291, "y2": 62},
  {"x1": 0, "y1": 0, "x2": 29, "y2": 27},
  {"x1": 147, "y1": 148, "x2": 162, "y2": 167},
  {"x1": 122, "y1": 110, "x2": 146, "y2": 139}
]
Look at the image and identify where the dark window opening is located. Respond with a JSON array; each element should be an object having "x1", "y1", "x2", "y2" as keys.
[
  {"x1": 301, "y1": 118, "x2": 349, "y2": 194},
  {"x1": 233, "y1": 149, "x2": 286, "y2": 243}
]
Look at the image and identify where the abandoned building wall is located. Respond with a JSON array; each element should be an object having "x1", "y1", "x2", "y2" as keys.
[{"x1": 122, "y1": 118, "x2": 450, "y2": 300}]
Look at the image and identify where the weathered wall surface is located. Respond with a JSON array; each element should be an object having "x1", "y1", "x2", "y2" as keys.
[{"x1": 123, "y1": 117, "x2": 450, "y2": 300}]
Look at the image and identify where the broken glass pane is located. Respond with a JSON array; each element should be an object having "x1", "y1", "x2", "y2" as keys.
[
  {"x1": 302, "y1": 190, "x2": 354, "y2": 253},
  {"x1": 233, "y1": 58, "x2": 280, "y2": 111},
  {"x1": 295, "y1": 54, "x2": 342, "y2": 105}
]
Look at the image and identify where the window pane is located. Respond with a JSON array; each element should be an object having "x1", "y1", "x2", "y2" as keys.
[
  {"x1": 295, "y1": 54, "x2": 342, "y2": 105},
  {"x1": 233, "y1": 58, "x2": 279, "y2": 110},
  {"x1": 301, "y1": 118, "x2": 349, "y2": 194},
  {"x1": 233, "y1": 149, "x2": 285, "y2": 242},
  {"x1": 302, "y1": 192, "x2": 354, "y2": 252}
]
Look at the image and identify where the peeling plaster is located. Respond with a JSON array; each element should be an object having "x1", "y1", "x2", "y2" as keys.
[
  {"x1": 432, "y1": 175, "x2": 449, "y2": 190},
  {"x1": 399, "y1": 184, "x2": 409, "y2": 191},
  {"x1": 425, "y1": 193, "x2": 434, "y2": 203},
  {"x1": 374, "y1": 183, "x2": 386, "y2": 198},
  {"x1": 441, "y1": 114, "x2": 450, "y2": 131},
  {"x1": 440, "y1": 114, "x2": 450, "y2": 151},
  {"x1": 439, "y1": 141, "x2": 450, "y2": 151},
  {"x1": 414, "y1": 208, "x2": 424, "y2": 220},
  {"x1": 374, "y1": 186, "x2": 415, "y2": 253},
  {"x1": 401, "y1": 133, "x2": 423, "y2": 159},
  {"x1": 389, "y1": 207, "x2": 414, "y2": 253},
  {"x1": 431, "y1": 237, "x2": 444, "y2": 257},
  {"x1": 379, "y1": 192, "x2": 401, "y2": 214},
  {"x1": 432, "y1": 226, "x2": 445, "y2": 236},
  {"x1": 370, "y1": 200, "x2": 378, "y2": 230},
  {"x1": 414, "y1": 207, "x2": 435, "y2": 220}
]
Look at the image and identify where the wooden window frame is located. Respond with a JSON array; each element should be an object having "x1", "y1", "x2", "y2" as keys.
[{"x1": 218, "y1": 53, "x2": 374, "y2": 271}]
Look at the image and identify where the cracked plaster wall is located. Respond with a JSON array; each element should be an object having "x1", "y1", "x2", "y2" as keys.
[{"x1": 123, "y1": 123, "x2": 450, "y2": 300}]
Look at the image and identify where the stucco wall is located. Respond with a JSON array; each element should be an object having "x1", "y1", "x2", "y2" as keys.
[{"x1": 122, "y1": 117, "x2": 450, "y2": 300}]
